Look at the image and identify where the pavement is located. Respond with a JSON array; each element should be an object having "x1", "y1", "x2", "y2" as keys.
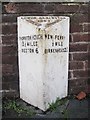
[
  {"x1": 32, "y1": 98, "x2": 89, "y2": 119},
  {"x1": 2, "y1": 96, "x2": 89, "y2": 119}
]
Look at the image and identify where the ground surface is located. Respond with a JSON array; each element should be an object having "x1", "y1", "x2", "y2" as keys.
[{"x1": 2, "y1": 95, "x2": 90, "y2": 119}]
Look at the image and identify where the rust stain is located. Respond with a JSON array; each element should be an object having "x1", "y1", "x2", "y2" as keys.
[
  {"x1": 37, "y1": 28, "x2": 43, "y2": 53},
  {"x1": 44, "y1": 29, "x2": 50, "y2": 64},
  {"x1": 25, "y1": 17, "x2": 61, "y2": 64}
]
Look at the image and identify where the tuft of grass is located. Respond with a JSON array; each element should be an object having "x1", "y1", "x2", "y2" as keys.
[
  {"x1": 48, "y1": 97, "x2": 68, "y2": 112},
  {"x1": 63, "y1": 110, "x2": 69, "y2": 119},
  {"x1": 3, "y1": 100, "x2": 36, "y2": 117}
]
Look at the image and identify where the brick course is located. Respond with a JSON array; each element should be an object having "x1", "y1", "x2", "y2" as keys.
[
  {"x1": 2, "y1": 35, "x2": 17, "y2": 45},
  {"x1": 72, "y1": 34, "x2": 89, "y2": 42},
  {"x1": 2, "y1": 24, "x2": 17, "y2": 35},
  {"x1": 2, "y1": 2, "x2": 89, "y2": 95}
]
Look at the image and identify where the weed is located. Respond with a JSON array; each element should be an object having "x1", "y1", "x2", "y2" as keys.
[
  {"x1": 3, "y1": 100, "x2": 36, "y2": 117},
  {"x1": 48, "y1": 97, "x2": 68, "y2": 112},
  {"x1": 63, "y1": 110, "x2": 69, "y2": 119}
]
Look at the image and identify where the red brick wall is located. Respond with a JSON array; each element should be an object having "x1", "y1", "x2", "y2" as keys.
[{"x1": 2, "y1": 2, "x2": 90, "y2": 96}]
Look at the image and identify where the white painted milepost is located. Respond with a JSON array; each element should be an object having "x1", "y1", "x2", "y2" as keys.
[{"x1": 18, "y1": 16, "x2": 70, "y2": 111}]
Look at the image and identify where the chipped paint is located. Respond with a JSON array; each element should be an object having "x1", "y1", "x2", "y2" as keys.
[{"x1": 18, "y1": 16, "x2": 70, "y2": 111}]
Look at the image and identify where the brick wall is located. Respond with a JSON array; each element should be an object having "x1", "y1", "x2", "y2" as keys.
[{"x1": 2, "y1": 2, "x2": 90, "y2": 97}]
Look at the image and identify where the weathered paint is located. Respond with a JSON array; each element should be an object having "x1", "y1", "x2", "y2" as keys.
[{"x1": 18, "y1": 16, "x2": 70, "y2": 111}]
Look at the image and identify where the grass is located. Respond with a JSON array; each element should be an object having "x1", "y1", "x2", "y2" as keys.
[
  {"x1": 48, "y1": 97, "x2": 69, "y2": 118},
  {"x1": 3, "y1": 99, "x2": 36, "y2": 117},
  {"x1": 63, "y1": 110, "x2": 69, "y2": 119},
  {"x1": 48, "y1": 97, "x2": 68, "y2": 112}
]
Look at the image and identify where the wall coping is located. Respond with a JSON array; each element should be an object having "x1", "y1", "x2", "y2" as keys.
[{"x1": 1, "y1": 0, "x2": 90, "y2": 3}]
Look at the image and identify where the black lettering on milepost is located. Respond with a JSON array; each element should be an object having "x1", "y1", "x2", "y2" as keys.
[
  {"x1": 22, "y1": 48, "x2": 34, "y2": 53},
  {"x1": 35, "y1": 48, "x2": 39, "y2": 54}
]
